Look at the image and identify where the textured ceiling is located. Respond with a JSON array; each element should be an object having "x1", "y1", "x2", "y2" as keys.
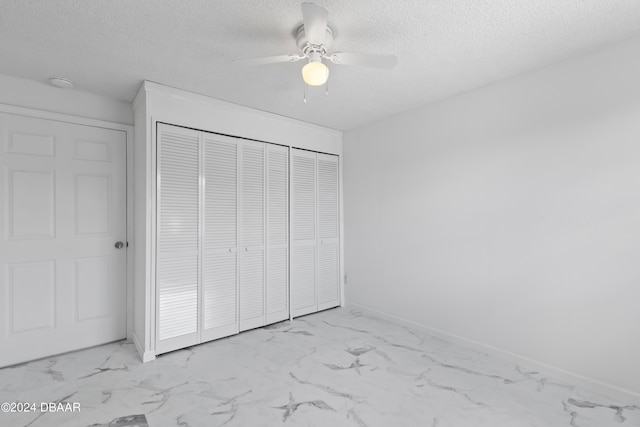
[{"x1": 1, "y1": 0, "x2": 640, "y2": 130}]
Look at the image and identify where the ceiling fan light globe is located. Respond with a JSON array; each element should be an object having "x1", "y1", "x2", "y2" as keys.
[{"x1": 302, "y1": 61, "x2": 329, "y2": 86}]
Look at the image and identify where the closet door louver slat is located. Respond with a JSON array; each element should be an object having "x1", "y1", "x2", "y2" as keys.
[{"x1": 156, "y1": 124, "x2": 200, "y2": 353}]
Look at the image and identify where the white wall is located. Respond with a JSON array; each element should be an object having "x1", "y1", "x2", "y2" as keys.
[
  {"x1": 344, "y1": 36, "x2": 640, "y2": 402},
  {"x1": 0, "y1": 74, "x2": 133, "y2": 125}
]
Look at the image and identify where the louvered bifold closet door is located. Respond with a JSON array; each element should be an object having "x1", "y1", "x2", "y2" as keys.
[
  {"x1": 290, "y1": 149, "x2": 318, "y2": 317},
  {"x1": 201, "y1": 134, "x2": 239, "y2": 342},
  {"x1": 239, "y1": 141, "x2": 266, "y2": 331},
  {"x1": 156, "y1": 124, "x2": 200, "y2": 353},
  {"x1": 317, "y1": 153, "x2": 340, "y2": 310},
  {"x1": 266, "y1": 144, "x2": 289, "y2": 324}
]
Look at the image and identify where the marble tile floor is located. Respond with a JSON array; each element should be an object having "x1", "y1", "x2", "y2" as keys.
[{"x1": 0, "y1": 307, "x2": 638, "y2": 427}]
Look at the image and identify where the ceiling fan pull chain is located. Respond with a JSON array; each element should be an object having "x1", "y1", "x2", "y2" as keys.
[
  {"x1": 325, "y1": 80, "x2": 329, "y2": 97},
  {"x1": 303, "y1": 83, "x2": 308, "y2": 104}
]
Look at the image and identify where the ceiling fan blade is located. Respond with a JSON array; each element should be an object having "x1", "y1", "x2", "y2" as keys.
[
  {"x1": 302, "y1": 2, "x2": 328, "y2": 45},
  {"x1": 233, "y1": 54, "x2": 304, "y2": 66},
  {"x1": 327, "y1": 52, "x2": 398, "y2": 69}
]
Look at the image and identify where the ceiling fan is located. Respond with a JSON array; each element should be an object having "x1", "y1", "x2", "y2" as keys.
[{"x1": 234, "y1": 2, "x2": 398, "y2": 87}]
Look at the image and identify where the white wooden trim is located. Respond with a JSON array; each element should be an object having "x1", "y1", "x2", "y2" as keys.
[
  {"x1": 197, "y1": 132, "x2": 205, "y2": 344},
  {"x1": 132, "y1": 331, "x2": 155, "y2": 362},
  {"x1": 338, "y1": 154, "x2": 345, "y2": 308},
  {"x1": 288, "y1": 147, "x2": 293, "y2": 322},
  {"x1": 140, "y1": 82, "x2": 342, "y2": 155},
  {"x1": 141, "y1": 81, "x2": 343, "y2": 139},
  {"x1": 125, "y1": 119, "x2": 134, "y2": 340},
  {"x1": 148, "y1": 114, "x2": 157, "y2": 354},
  {"x1": 0, "y1": 103, "x2": 132, "y2": 132}
]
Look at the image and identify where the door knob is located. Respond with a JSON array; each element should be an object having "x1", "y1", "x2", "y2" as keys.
[{"x1": 115, "y1": 241, "x2": 124, "y2": 249}]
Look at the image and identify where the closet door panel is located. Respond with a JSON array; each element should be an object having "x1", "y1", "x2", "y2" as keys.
[
  {"x1": 202, "y1": 253, "x2": 237, "y2": 336},
  {"x1": 292, "y1": 152, "x2": 316, "y2": 241},
  {"x1": 317, "y1": 155, "x2": 339, "y2": 240},
  {"x1": 291, "y1": 245, "x2": 316, "y2": 315},
  {"x1": 266, "y1": 145, "x2": 289, "y2": 323},
  {"x1": 239, "y1": 250, "x2": 265, "y2": 330},
  {"x1": 239, "y1": 142, "x2": 266, "y2": 331},
  {"x1": 267, "y1": 247, "x2": 288, "y2": 321},
  {"x1": 202, "y1": 136, "x2": 238, "y2": 341},
  {"x1": 290, "y1": 149, "x2": 317, "y2": 317},
  {"x1": 156, "y1": 124, "x2": 200, "y2": 353},
  {"x1": 317, "y1": 154, "x2": 340, "y2": 310},
  {"x1": 318, "y1": 243, "x2": 339, "y2": 308}
]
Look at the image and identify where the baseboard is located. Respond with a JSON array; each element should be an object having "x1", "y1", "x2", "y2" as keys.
[
  {"x1": 132, "y1": 331, "x2": 156, "y2": 363},
  {"x1": 347, "y1": 301, "x2": 640, "y2": 406}
]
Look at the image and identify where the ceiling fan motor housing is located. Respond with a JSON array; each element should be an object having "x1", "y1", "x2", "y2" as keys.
[{"x1": 296, "y1": 24, "x2": 334, "y2": 55}]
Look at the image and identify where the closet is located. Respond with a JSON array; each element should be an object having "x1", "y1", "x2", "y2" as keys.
[
  {"x1": 132, "y1": 81, "x2": 343, "y2": 362},
  {"x1": 156, "y1": 124, "x2": 290, "y2": 354}
]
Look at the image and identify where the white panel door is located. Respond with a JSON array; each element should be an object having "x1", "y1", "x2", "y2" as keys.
[
  {"x1": 317, "y1": 153, "x2": 340, "y2": 310},
  {"x1": 202, "y1": 134, "x2": 239, "y2": 342},
  {"x1": 290, "y1": 149, "x2": 318, "y2": 317},
  {"x1": 0, "y1": 112, "x2": 126, "y2": 367},
  {"x1": 266, "y1": 144, "x2": 289, "y2": 323},
  {"x1": 239, "y1": 141, "x2": 266, "y2": 331},
  {"x1": 156, "y1": 124, "x2": 199, "y2": 353}
]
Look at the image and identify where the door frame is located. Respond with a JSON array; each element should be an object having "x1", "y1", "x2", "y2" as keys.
[{"x1": 0, "y1": 103, "x2": 135, "y2": 341}]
